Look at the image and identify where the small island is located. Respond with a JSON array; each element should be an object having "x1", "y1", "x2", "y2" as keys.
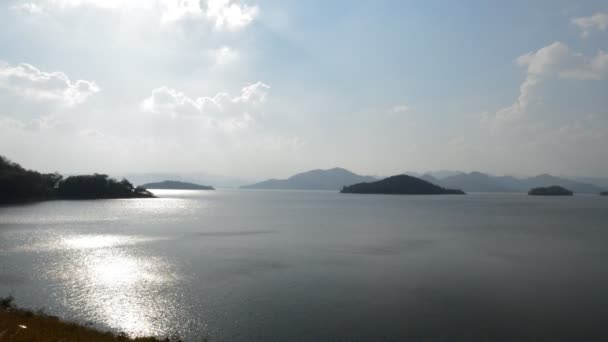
[
  {"x1": 340, "y1": 175, "x2": 465, "y2": 195},
  {"x1": 141, "y1": 180, "x2": 214, "y2": 190},
  {"x1": 601, "y1": 191, "x2": 608, "y2": 196},
  {"x1": 528, "y1": 185, "x2": 573, "y2": 196},
  {"x1": 1, "y1": 155, "x2": 154, "y2": 204}
]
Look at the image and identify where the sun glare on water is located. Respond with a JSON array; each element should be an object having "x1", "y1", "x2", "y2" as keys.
[{"x1": 45, "y1": 234, "x2": 181, "y2": 337}]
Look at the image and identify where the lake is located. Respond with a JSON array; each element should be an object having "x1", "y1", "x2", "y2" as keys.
[{"x1": 1, "y1": 190, "x2": 608, "y2": 341}]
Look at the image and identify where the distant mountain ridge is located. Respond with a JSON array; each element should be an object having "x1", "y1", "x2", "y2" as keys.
[
  {"x1": 406, "y1": 171, "x2": 605, "y2": 194},
  {"x1": 141, "y1": 180, "x2": 214, "y2": 190},
  {"x1": 241, "y1": 168, "x2": 377, "y2": 190}
]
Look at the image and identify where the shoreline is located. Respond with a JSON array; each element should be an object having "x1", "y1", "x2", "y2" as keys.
[{"x1": 0, "y1": 297, "x2": 176, "y2": 342}]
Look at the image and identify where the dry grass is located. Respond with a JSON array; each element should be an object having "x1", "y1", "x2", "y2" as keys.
[{"x1": 0, "y1": 296, "x2": 177, "y2": 342}]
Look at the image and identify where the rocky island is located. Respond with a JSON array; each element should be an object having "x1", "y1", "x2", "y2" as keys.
[
  {"x1": 141, "y1": 180, "x2": 214, "y2": 190},
  {"x1": 340, "y1": 175, "x2": 465, "y2": 195},
  {"x1": 528, "y1": 185, "x2": 573, "y2": 196}
]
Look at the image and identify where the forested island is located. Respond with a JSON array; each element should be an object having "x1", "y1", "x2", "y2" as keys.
[
  {"x1": 340, "y1": 175, "x2": 465, "y2": 195},
  {"x1": 528, "y1": 186, "x2": 573, "y2": 196},
  {"x1": 0, "y1": 155, "x2": 154, "y2": 204},
  {"x1": 600, "y1": 191, "x2": 607, "y2": 196},
  {"x1": 141, "y1": 180, "x2": 214, "y2": 190}
]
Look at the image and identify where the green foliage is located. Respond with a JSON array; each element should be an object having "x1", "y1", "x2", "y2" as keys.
[
  {"x1": 0, "y1": 155, "x2": 154, "y2": 203},
  {"x1": 0, "y1": 156, "x2": 62, "y2": 203}
]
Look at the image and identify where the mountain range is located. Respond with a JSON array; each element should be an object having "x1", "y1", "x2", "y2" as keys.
[
  {"x1": 409, "y1": 172, "x2": 606, "y2": 194},
  {"x1": 119, "y1": 168, "x2": 606, "y2": 193},
  {"x1": 141, "y1": 180, "x2": 214, "y2": 190},
  {"x1": 241, "y1": 168, "x2": 377, "y2": 190},
  {"x1": 242, "y1": 168, "x2": 606, "y2": 193}
]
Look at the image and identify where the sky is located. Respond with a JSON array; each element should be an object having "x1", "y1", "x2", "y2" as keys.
[{"x1": 0, "y1": 0, "x2": 607, "y2": 179}]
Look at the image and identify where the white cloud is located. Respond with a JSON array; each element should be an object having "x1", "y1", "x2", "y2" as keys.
[
  {"x1": 494, "y1": 42, "x2": 608, "y2": 121},
  {"x1": 572, "y1": 12, "x2": 608, "y2": 38},
  {"x1": 17, "y1": 0, "x2": 259, "y2": 30},
  {"x1": 0, "y1": 61, "x2": 99, "y2": 106},
  {"x1": 233, "y1": 82, "x2": 270, "y2": 104},
  {"x1": 12, "y1": 2, "x2": 45, "y2": 14},
  {"x1": 205, "y1": 0, "x2": 259, "y2": 30},
  {"x1": 141, "y1": 82, "x2": 270, "y2": 130},
  {"x1": 32, "y1": 0, "x2": 154, "y2": 10},
  {"x1": 160, "y1": 0, "x2": 203, "y2": 23},
  {"x1": 516, "y1": 42, "x2": 608, "y2": 80}
]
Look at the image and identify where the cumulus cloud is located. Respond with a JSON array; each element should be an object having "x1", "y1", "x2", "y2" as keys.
[
  {"x1": 0, "y1": 61, "x2": 99, "y2": 106},
  {"x1": 205, "y1": 0, "x2": 259, "y2": 30},
  {"x1": 141, "y1": 82, "x2": 270, "y2": 131},
  {"x1": 233, "y1": 82, "x2": 270, "y2": 104},
  {"x1": 494, "y1": 42, "x2": 608, "y2": 121},
  {"x1": 572, "y1": 12, "x2": 608, "y2": 38},
  {"x1": 516, "y1": 42, "x2": 608, "y2": 80}
]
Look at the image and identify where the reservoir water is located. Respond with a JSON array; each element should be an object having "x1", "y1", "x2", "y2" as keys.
[{"x1": 1, "y1": 190, "x2": 607, "y2": 341}]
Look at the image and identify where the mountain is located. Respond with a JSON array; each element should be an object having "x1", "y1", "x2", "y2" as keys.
[
  {"x1": 141, "y1": 180, "x2": 214, "y2": 190},
  {"x1": 121, "y1": 172, "x2": 250, "y2": 188},
  {"x1": 341, "y1": 175, "x2": 465, "y2": 195},
  {"x1": 402, "y1": 170, "x2": 464, "y2": 180},
  {"x1": 418, "y1": 173, "x2": 445, "y2": 187},
  {"x1": 427, "y1": 170, "x2": 465, "y2": 179},
  {"x1": 241, "y1": 168, "x2": 377, "y2": 190},
  {"x1": 440, "y1": 172, "x2": 516, "y2": 192},
  {"x1": 520, "y1": 174, "x2": 604, "y2": 194},
  {"x1": 573, "y1": 177, "x2": 608, "y2": 189},
  {"x1": 437, "y1": 171, "x2": 605, "y2": 193},
  {"x1": 528, "y1": 186, "x2": 573, "y2": 196}
]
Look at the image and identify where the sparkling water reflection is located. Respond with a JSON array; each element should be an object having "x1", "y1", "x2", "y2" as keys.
[
  {"x1": 35, "y1": 233, "x2": 182, "y2": 337},
  {"x1": 1, "y1": 190, "x2": 608, "y2": 341}
]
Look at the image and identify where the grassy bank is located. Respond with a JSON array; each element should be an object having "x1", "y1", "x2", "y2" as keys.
[{"x1": 0, "y1": 296, "x2": 176, "y2": 341}]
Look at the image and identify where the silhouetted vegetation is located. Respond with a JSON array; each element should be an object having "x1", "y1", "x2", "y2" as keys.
[
  {"x1": 0, "y1": 155, "x2": 62, "y2": 203},
  {"x1": 0, "y1": 155, "x2": 154, "y2": 204},
  {"x1": 58, "y1": 174, "x2": 154, "y2": 199},
  {"x1": 528, "y1": 185, "x2": 573, "y2": 196},
  {"x1": 141, "y1": 180, "x2": 214, "y2": 190},
  {"x1": 341, "y1": 175, "x2": 465, "y2": 195},
  {"x1": 0, "y1": 296, "x2": 180, "y2": 341}
]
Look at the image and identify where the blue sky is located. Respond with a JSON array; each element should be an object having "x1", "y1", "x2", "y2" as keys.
[{"x1": 0, "y1": 0, "x2": 607, "y2": 178}]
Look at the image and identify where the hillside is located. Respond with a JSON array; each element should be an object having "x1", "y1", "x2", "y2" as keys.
[
  {"x1": 341, "y1": 175, "x2": 465, "y2": 195},
  {"x1": 528, "y1": 186, "x2": 573, "y2": 196},
  {"x1": 0, "y1": 155, "x2": 154, "y2": 203},
  {"x1": 433, "y1": 171, "x2": 605, "y2": 194},
  {"x1": 241, "y1": 168, "x2": 377, "y2": 190},
  {"x1": 141, "y1": 180, "x2": 214, "y2": 190}
]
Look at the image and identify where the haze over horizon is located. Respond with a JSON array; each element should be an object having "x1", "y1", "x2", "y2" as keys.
[{"x1": 1, "y1": 0, "x2": 608, "y2": 178}]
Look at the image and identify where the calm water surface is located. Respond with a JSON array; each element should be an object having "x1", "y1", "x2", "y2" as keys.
[{"x1": 1, "y1": 190, "x2": 608, "y2": 341}]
